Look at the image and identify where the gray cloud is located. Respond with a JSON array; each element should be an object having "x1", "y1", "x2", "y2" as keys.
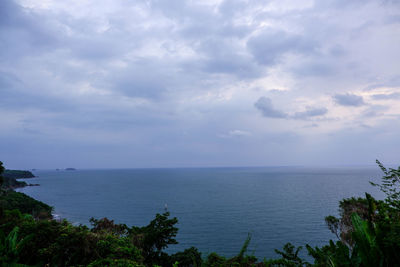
[
  {"x1": 0, "y1": 0, "x2": 60, "y2": 61},
  {"x1": 362, "y1": 105, "x2": 389, "y2": 118},
  {"x1": 0, "y1": 71, "x2": 21, "y2": 89},
  {"x1": 254, "y1": 97, "x2": 328, "y2": 120},
  {"x1": 254, "y1": 97, "x2": 287, "y2": 118},
  {"x1": 247, "y1": 29, "x2": 316, "y2": 66},
  {"x1": 109, "y1": 59, "x2": 172, "y2": 99},
  {"x1": 218, "y1": 130, "x2": 252, "y2": 138},
  {"x1": 364, "y1": 76, "x2": 400, "y2": 91},
  {"x1": 333, "y1": 93, "x2": 365, "y2": 106},
  {"x1": 291, "y1": 107, "x2": 328, "y2": 119},
  {"x1": 291, "y1": 61, "x2": 335, "y2": 77},
  {"x1": 371, "y1": 92, "x2": 400, "y2": 100},
  {"x1": 195, "y1": 38, "x2": 263, "y2": 78}
]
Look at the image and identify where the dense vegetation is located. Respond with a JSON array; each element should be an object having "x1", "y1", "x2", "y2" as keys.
[
  {"x1": 1, "y1": 160, "x2": 399, "y2": 266},
  {"x1": 0, "y1": 191, "x2": 52, "y2": 219},
  {"x1": 0, "y1": 167, "x2": 35, "y2": 190},
  {"x1": 3, "y1": 170, "x2": 35, "y2": 179},
  {"x1": 1, "y1": 177, "x2": 27, "y2": 189}
]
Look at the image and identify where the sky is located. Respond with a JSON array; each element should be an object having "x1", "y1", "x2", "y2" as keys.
[{"x1": 0, "y1": 0, "x2": 399, "y2": 169}]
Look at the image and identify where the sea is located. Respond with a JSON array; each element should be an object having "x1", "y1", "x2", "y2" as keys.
[{"x1": 17, "y1": 166, "x2": 384, "y2": 260}]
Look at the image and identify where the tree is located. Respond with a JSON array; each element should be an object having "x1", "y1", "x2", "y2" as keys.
[
  {"x1": 0, "y1": 161, "x2": 5, "y2": 188},
  {"x1": 318, "y1": 161, "x2": 400, "y2": 266},
  {"x1": 0, "y1": 226, "x2": 34, "y2": 265},
  {"x1": 325, "y1": 197, "x2": 370, "y2": 248},
  {"x1": 129, "y1": 212, "x2": 178, "y2": 265},
  {"x1": 371, "y1": 159, "x2": 400, "y2": 209}
]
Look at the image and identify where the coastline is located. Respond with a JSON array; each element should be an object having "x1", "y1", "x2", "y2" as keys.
[
  {"x1": 2, "y1": 169, "x2": 38, "y2": 190},
  {"x1": 15, "y1": 181, "x2": 73, "y2": 224},
  {"x1": 8, "y1": 167, "x2": 385, "y2": 260}
]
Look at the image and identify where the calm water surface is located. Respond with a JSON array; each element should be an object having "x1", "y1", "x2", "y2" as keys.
[{"x1": 18, "y1": 167, "x2": 383, "y2": 259}]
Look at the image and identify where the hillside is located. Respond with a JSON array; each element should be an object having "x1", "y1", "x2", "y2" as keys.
[{"x1": 3, "y1": 169, "x2": 35, "y2": 179}]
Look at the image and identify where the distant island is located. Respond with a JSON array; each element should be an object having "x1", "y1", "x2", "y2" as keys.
[{"x1": 65, "y1": 168, "x2": 76, "y2": 171}]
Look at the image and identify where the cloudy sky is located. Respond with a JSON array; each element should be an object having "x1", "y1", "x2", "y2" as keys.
[{"x1": 1, "y1": 0, "x2": 399, "y2": 169}]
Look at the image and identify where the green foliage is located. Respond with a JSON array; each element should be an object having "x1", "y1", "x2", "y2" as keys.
[
  {"x1": 325, "y1": 216, "x2": 340, "y2": 240},
  {"x1": 1, "y1": 177, "x2": 28, "y2": 190},
  {"x1": 0, "y1": 210, "x2": 144, "y2": 266},
  {"x1": 316, "y1": 195, "x2": 391, "y2": 267},
  {"x1": 202, "y1": 235, "x2": 258, "y2": 267},
  {"x1": 350, "y1": 213, "x2": 381, "y2": 267},
  {"x1": 3, "y1": 170, "x2": 35, "y2": 179},
  {"x1": 0, "y1": 168, "x2": 35, "y2": 191},
  {"x1": 130, "y1": 212, "x2": 178, "y2": 265},
  {"x1": 0, "y1": 168, "x2": 34, "y2": 190},
  {"x1": 0, "y1": 161, "x2": 4, "y2": 188},
  {"x1": 87, "y1": 258, "x2": 145, "y2": 267},
  {"x1": 371, "y1": 159, "x2": 400, "y2": 209},
  {"x1": 205, "y1": 252, "x2": 227, "y2": 266},
  {"x1": 324, "y1": 197, "x2": 370, "y2": 248},
  {"x1": 306, "y1": 240, "x2": 354, "y2": 267},
  {"x1": 0, "y1": 226, "x2": 34, "y2": 265},
  {"x1": 0, "y1": 191, "x2": 52, "y2": 219},
  {"x1": 318, "y1": 159, "x2": 400, "y2": 267},
  {"x1": 228, "y1": 234, "x2": 258, "y2": 266},
  {"x1": 264, "y1": 243, "x2": 309, "y2": 267},
  {"x1": 237, "y1": 233, "x2": 251, "y2": 261},
  {"x1": 0, "y1": 161, "x2": 5, "y2": 175},
  {"x1": 0, "y1": 208, "x2": 185, "y2": 266},
  {"x1": 90, "y1": 217, "x2": 129, "y2": 236},
  {"x1": 308, "y1": 192, "x2": 400, "y2": 267},
  {"x1": 169, "y1": 247, "x2": 202, "y2": 267}
]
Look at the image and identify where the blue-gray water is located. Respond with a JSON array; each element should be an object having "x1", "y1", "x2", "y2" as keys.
[{"x1": 17, "y1": 166, "x2": 384, "y2": 260}]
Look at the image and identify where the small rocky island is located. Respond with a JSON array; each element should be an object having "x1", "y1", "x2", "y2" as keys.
[{"x1": 65, "y1": 168, "x2": 76, "y2": 171}]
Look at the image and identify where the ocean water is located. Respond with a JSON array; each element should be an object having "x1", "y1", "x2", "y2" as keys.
[{"x1": 17, "y1": 166, "x2": 384, "y2": 260}]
